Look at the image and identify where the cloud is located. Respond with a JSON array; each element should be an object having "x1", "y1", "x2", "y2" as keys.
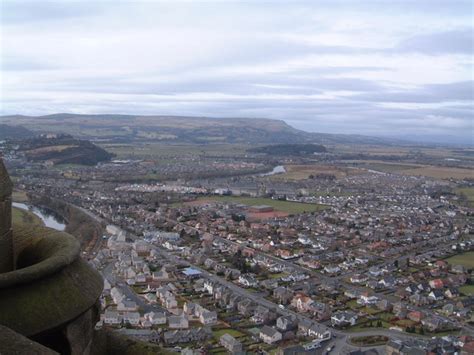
[
  {"x1": 397, "y1": 28, "x2": 474, "y2": 55},
  {"x1": 0, "y1": 1, "x2": 472, "y2": 144}
]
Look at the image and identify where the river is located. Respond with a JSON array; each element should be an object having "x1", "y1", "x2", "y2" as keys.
[{"x1": 12, "y1": 202, "x2": 66, "y2": 231}]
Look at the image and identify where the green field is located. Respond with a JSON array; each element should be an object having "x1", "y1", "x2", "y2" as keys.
[
  {"x1": 456, "y1": 187, "x2": 474, "y2": 207},
  {"x1": 459, "y1": 285, "x2": 474, "y2": 296},
  {"x1": 445, "y1": 251, "x2": 474, "y2": 269},
  {"x1": 202, "y1": 196, "x2": 327, "y2": 214},
  {"x1": 12, "y1": 207, "x2": 44, "y2": 227}
]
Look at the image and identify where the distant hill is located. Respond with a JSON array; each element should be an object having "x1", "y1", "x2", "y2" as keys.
[
  {"x1": 17, "y1": 134, "x2": 114, "y2": 166},
  {"x1": 248, "y1": 144, "x2": 327, "y2": 155},
  {"x1": 0, "y1": 124, "x2": 34, "y2": 140},
  {"x1": 0, "y1": 113, "x2": 396, "y2": 145}
]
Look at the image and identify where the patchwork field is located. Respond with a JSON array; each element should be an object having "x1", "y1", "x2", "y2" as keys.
[
  {"x1": 351, "y1": 160, "x2": 473, "y2": 180},
  {"x1": 189, "y1": 196, "x2": 327, "y2": 214},
  {"x1": 398, "y1": 166, "x2": 473, "y2": 180},
  {"x1": 445, "y1": 251, "x2": 474, "y2": 269}
]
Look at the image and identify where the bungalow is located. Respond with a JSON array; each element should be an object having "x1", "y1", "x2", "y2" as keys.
[
  {"x1": 260, "y1": 325, "x2": 282, "y2": 344},
  {"x1": 220, "y1": 333, "x2": 243, "y2": 354}
]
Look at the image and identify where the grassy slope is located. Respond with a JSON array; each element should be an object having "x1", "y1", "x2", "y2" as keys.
[{"x1": 12, "y1": 207, "x2": 44, "y2": 227}]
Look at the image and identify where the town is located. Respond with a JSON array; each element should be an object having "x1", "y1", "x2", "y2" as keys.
[{"x1": 3, "y1": 136, "x2": 473, "y2": 355}]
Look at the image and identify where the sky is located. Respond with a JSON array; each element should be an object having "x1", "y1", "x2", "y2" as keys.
[{"x1": 0, "y1": 0, "x2": 473, "y2": 144}]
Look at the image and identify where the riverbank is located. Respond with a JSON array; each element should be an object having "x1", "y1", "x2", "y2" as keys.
[{"x1": 13, "y1": 192, "x2": 105, "y2": 253}]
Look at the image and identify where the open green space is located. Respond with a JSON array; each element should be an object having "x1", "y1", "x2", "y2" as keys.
[
  {"x1": 455, "y1": 187, "x2": 474, "y2": 207},
  {"x1": 200, "y1": 196, "x2": 327, "y2": 214},
  {"x1": 459, "y1": 285, "x2": 474, "y2": 296},
  {"x1": 445, "y1": 251, "x2": 474, "y2": 269}
]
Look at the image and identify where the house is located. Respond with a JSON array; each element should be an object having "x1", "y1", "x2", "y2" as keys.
[
  {"x1": 429, "y1": 279, "x2": 444, "y2": 289},
  {"x1": 200, "y1": 310, "x2": 218, "y2": 325},
  {"x1": 163, "y1": 327, "x2": 212, "y2": 345},
  {"x1": 350, "y1": 274, "x2": 368, "y2": 284},
  {"x1": 238, "y1": 274, "x2": 258, "y2": 288},
  {"x1": 379, "y1": 276, "x2": 396, "y2": 288},
  {"x1": 117, "y1": 300, "x2": 138, "y2": 311},
  {"x1": 309, "y1": 301, "x2": 331, "y2": 321},
  {"x1": 276, "y1": 315, "x2": 297, "y2": 331},
  {"x1": 164, "y1": 296, "x2": 178, "y2": 309},
  {"x1": 445, "y1": 288, "x2": 460, "y2": 299},
  {"x1": 407, "y1": 311, "x2": 424, "y2": 323},
  {"x1": 123, "y1": 312, "x2": 140, "y2": 326},
  {"x1": 357, "y1": 294, "x2": 379, "y2": 306},
  {"x1": 297, "y1": 319, "x2": 313, "y2": 336},
  {"x1": 168, "y1": 315, "x2": 189, "y2": 329},
  {"x1": 144, "y1": 293, "x2": 157, "y2": 303},
  {"x1": 273, "y1": 287, "x2": 293, "y2": 305},
  {"x1": 220, "y1": 333, "x2": 244, "y2": 354},
  {"x1": 110, "y1": 287, "x2": 125, "y2": 304},
  {"x1": 428, "y1": 289, "x2": 445, "y2": 302},
  {"x1": 237, "y1": 299, "x2": 256, "y2": 316},
  {"x1": 308, "y1": 324, "x2": 330, "y2": 339},
  {"x1": 377, "y1": 299, "x2": 392, "y2": 312},
  {"x1": 104, "y1": 310, "x2": 121, "y2": 325},
  {"x1": 421, "y1": 316, "x2": 447, "y2": 332},
  {"x1": 291, "y1": 294, "x2": 314, "y2": 312},
  {"x1": 144, "y1": 311, "x2": 166, "y2": 325},
  {"x1": 152, "y1": 268, "x2": 170, "y2": 281},
  {"x1": 331, "y1": 311, "x2": 357, "y2": 327},
  {"x1": 251, "y1": 306, "x2": 274, "y2": 324},
  {"x1": 260, "y1": 325, "x2": 282, "y2": 344}
]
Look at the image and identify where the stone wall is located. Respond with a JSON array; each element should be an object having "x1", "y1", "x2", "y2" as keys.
[{"x1": 0, "y1": 193, "x2": 13, "y2": 273}]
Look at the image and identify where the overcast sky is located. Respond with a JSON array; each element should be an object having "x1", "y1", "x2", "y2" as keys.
[{"x1": 1, "y1": 0, "x2": 472, "y2": 144}]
